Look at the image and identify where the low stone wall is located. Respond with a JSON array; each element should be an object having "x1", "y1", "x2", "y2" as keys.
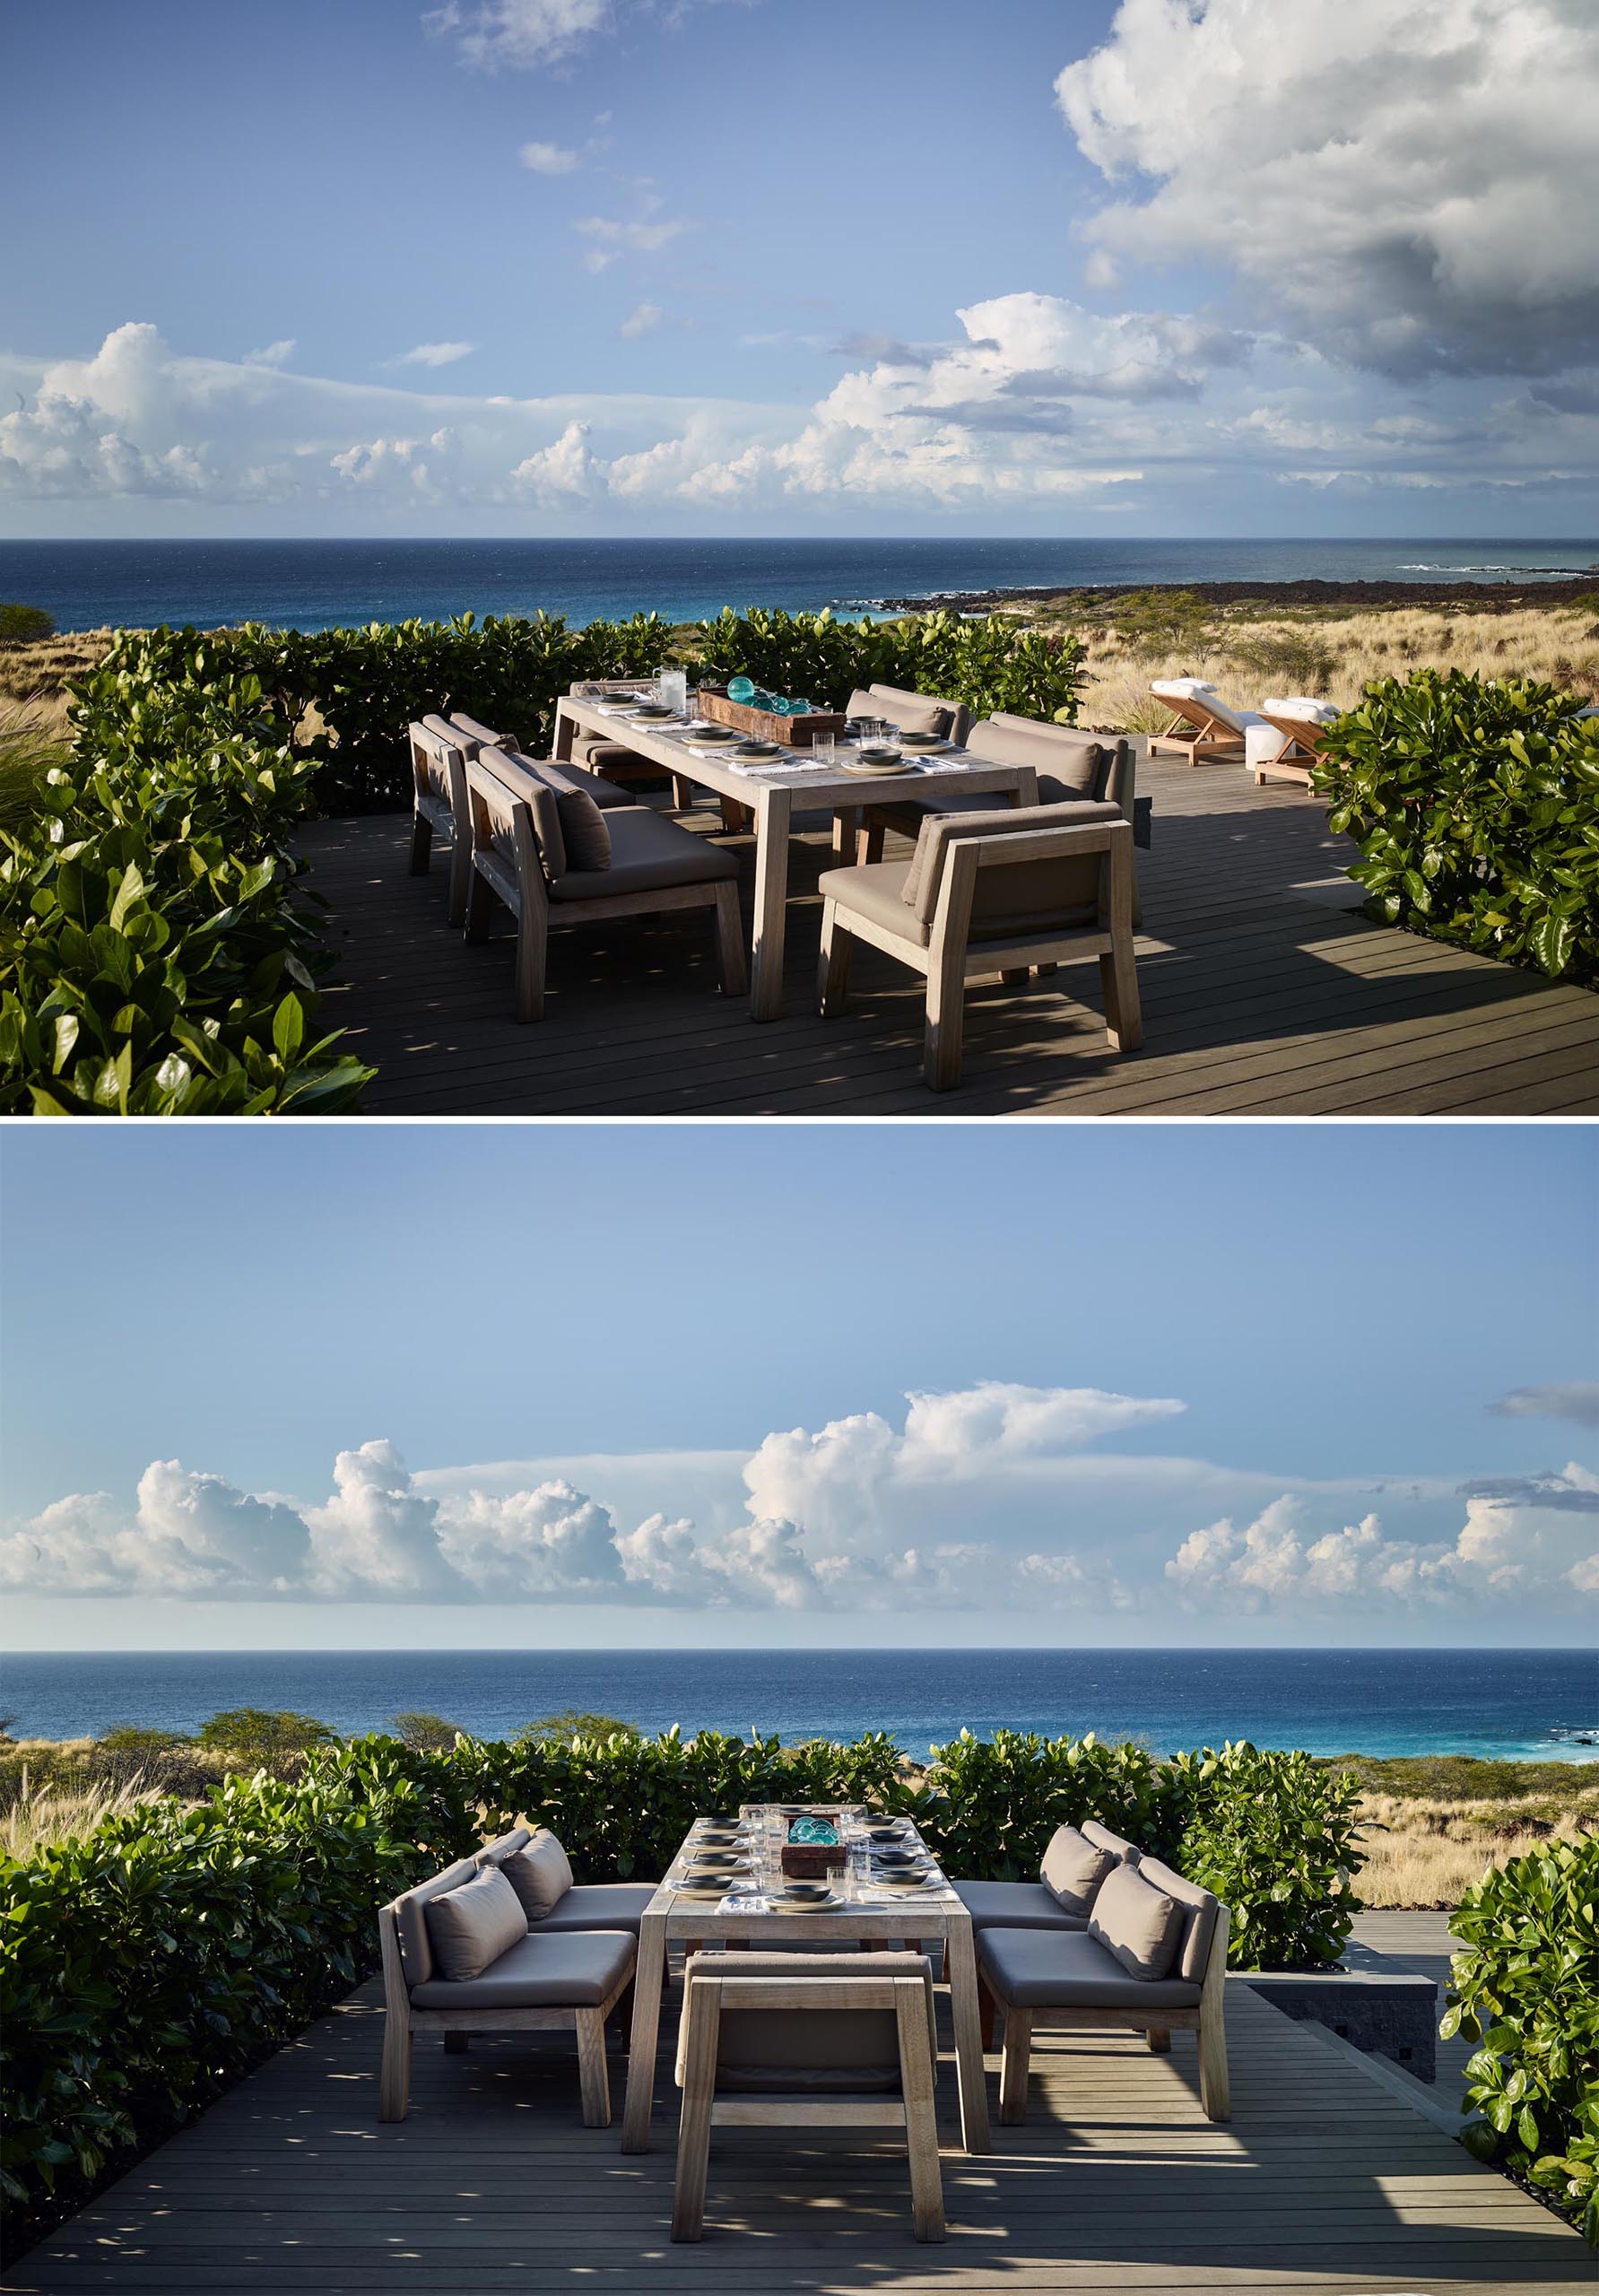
[{"x1": 1242, "y1": 1970, "x2": 1438, "y2": 2083}]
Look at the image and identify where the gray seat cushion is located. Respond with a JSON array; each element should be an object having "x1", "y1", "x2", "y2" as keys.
[
  {"x1": 526, "y1": 1883, "x2": 657, "y2": 1936},
  {"x1": 534, "y1": 751, "x2": 637, "y2": 811},
  {"x1": 978, "y1": 1926, "x2": 1202, "y2": 2013},
  {"x1": 412, "y1": 1926, "x2": 636, "y2": 2009},
  {"x1": 548, "y1": 804, "x2": 738, "y2": 900},
  {"x1": 571, "y1": 733, "x2": 657, "y2": 781},
  {"x1": 817, "y1": 857, "x2": 928, "y2": 947},
  {"x1": 953, "y1": 1879, "x2": 1088, "y2": 1934}
]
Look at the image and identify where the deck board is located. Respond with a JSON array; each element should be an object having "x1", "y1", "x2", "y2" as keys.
[
  {"x1": 5, "y1": 1973, "x2": 1584, "y2": 2294},
  {"x1": 297, "y1": 755, "x2": 1599, "y2": 1114}
]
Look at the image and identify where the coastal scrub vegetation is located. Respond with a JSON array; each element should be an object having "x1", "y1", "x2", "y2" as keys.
[
  {"x1": 1445, "y1": 1833, "x2": 1599, "y2": 2244},
  {"x1": 0, "y1": 608, "x2": 1083, "y2": 1117}
]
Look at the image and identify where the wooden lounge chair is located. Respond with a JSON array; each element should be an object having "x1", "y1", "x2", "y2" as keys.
[
  {"x1": 978, "y1": 1855, "x2": 1230, "y2": 2127},
  {"x1": 465, "y1": 748, "x2": 746, "y2": 1022},
  {"x1": 378, "y1": 1826, "x2": 639, "y2": 2127},
  {"x1": 817, "y1": 802, "x2": 1141, "y2": 1091},
  {"x1": 671, "y1": 1951, "x2": 943, "y2": 2244},
  {"x1": 1247, "y1": 696, "x2": 1340, "y2": 788},
  {"x1": 448, "y1": 714, "x2": 636, "y2": 810},
  {"x1": 1149, "y1": 678, "x2": 1266, "y2": 766},
  {"x1": 406, "y1": 717, "x2": 474, "y2": 926}
]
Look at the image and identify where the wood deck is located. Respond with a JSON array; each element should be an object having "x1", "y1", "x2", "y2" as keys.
[
  {"x1": 300, "y1": 757, "x2": 1599, "y2": 1116},
  {"x1": 7, "y1": 1965, "x2": 1584, "y2": 2293}
]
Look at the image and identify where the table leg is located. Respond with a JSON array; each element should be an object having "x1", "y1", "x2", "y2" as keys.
[
  {"x1": 945, "y1": 1916, "x2": 992, "y2": 2153},
  {"x1": 750, "y1": 784, "x2": 793, "y2": 1022},
  {"x1": 621, "y1": 1909, "x2": 669, "y2": 2152}
]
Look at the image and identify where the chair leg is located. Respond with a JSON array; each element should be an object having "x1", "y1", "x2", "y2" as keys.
[
  {"x1": 1145, "y1": 2027, "x2": 1170, "y2": 2054},
  {"x1": 409, "y1": 813, "x2": 432, "y2": 877},
  {"x1": 670, "y1": 773, "x2": 695, "y2": 811},
  {"x1": 712, "y1": 881, "x2": 748, "y2": 997},
  {"x1": 999, "y1": 2008, "x2": 1032, "y2": 2126},
  {"x1": 717, "y1": 794, "x2": 752, "y2": 834},
  {"x1": 444, "y1": 2031, "x2": 470, "y2": 2055},
  {"x1": 896, "y1": 1986, "x2": 945, "y2": 2244},
  {"x1": 977, "y1": 1971, "x2": 999, "y2": 2052},
  {"x1": 445, "y1": 835, "x2": 472, "y2": 930},
  {"x1": 513, "y1": 910, "x2": 547, "y2": 1024},
  {"x1": 818, "y1": 901, "x2": 854, "y2": 1016},
  {"x1": 924, "y1": 948, "x2": 967, "y2": 1091},
  {"x1": 378, "y1": 2012, "x2": 412, "y2": 2122},
  {"x1": 1199, "y1": 2005, "x2": 1230, "y2": 2122},
  {"x1": 465, "y1": 868, "x2": 494, "y2": 945},
  {"x1": 575, "y1": 2008, "x2": 611, "y2": 2127},
  {"x1": 998, "y1": 968, "x2": 1030, "y2": 987},
  {"x1": 832, "y1": 804, "x2": 859, "y2": 857},
  {"x1": 671, "y1": 1991, "x2": 718, "y2": 2242},
  {"x1": 1099, "y1": 938, "x2": 1143, "y2": 1053},
  {"x1": 855, "y1": 819, "x2": 887, "y2": 866}
]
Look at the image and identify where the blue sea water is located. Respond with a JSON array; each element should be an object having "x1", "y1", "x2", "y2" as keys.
[
  {"x1": 3, "y1": 1648, "x2": 1595, "y2": 1763},
  {"x1": 2, "y1": 537, "x2": 1596, "y2": 636}
]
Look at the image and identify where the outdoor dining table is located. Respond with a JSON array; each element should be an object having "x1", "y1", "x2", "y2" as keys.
[
  {"x1": 552, "y1": 693, "x2": 1039, "y2": 1022},
  {"x1": 618, "y1": 1802, "x2": 992, "y2": 2154}
]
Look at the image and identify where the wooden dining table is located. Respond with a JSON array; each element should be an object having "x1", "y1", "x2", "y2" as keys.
[
  {"x1": 553, "y1": 692, "x2": 1038, "y2": 1022},
  {"x1": 618, "y1": 1802, "x2": 992, "y2": 2155}
]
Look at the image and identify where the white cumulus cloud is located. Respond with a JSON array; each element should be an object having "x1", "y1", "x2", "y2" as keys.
[
  {"x1": 386, "y1": 341, "x2": 476, "y2": 369},
  {"x1": 520, "y1": 138, "x2": 581, "y2": 172}
]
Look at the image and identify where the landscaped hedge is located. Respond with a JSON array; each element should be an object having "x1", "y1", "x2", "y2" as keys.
[
  {"x1": 1444, "y1": 1832, "x2": 1599, "y2": 2245},
  {"x1": 1, "y1": 1725, "x2": 1360, "y2": 2248},
  {"x1": 1316, "y1": 670, "x2": 1599, "y2": 983},
  {"x1": 0, "y1": 606, "x2": 1084, "y2": 1115}
]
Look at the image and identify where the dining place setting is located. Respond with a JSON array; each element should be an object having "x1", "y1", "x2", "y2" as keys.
[{"x1": 663, "y1": 1805, "x2": 952, "y2": 1915}]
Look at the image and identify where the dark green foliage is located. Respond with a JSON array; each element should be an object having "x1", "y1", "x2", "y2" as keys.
[
  {"x1": 94, "y1": 1726, "x2": 189, "y2": 1755},
  {"x1": 1317, "y1": 670, "x2": 1599, "y2": 982},
  {"x1": 1169, "y1": 1744, "x2": 1364, "y2": 1968},
  {"x1": 1443, "y1": 1834, "x2": 1599, "y2": 2244},
  {"x1": 1316, "y1": 1752, "x2": 1587, "y2": 1803},
  {"x1": 193, "y1": 1709, "x2": 338, "y2": 1755},
  {"x1": 0, "y1": 648, "x2": 374, "y2": 1113},
  {"x1": 0, "y1": 604, "x2": 55, "y2": 645}
]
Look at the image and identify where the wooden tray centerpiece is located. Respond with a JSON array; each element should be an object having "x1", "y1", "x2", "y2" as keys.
[
  {"x1": 694, "y1": 685, "x2": 847, "y2": 750},
  {"x1": 779, "y1": 1813, "x2": 847, "y2": 1879}
]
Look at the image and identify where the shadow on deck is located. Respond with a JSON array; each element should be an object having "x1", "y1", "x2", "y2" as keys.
[
  {"x1": 5, "y1": 1972, "x2": 1585, "y2": 2294},
  {"x1": 299, "y1": 756, "x2": 1599, "y2": 1117}
]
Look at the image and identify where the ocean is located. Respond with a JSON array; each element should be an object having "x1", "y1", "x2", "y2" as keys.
[
  {"x1": 4, "y1": 536, "x2": 1596, "y2": 636},
  {"x1": 4, "y1": 1647, "x2": 1595, "y2": 1763}
]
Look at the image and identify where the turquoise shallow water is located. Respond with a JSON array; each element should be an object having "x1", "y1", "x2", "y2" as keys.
[
  {"x1": 4, "y1": 1647, "x2": 1595, "y2": 1761},
  {"x1": 3, "y1": 536, "x2": 1596, "y2": 634}
]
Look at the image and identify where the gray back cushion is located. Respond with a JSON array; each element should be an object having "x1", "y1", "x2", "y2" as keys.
[
  {"x1": 902, "y1": 799, "x2": 1123, "y2": 928},
  {"x1": 478, "y1": 747, "x2": 565, "y2": 879},
  {"x1": 503, "y1": 749, "x2": 612, "y2": 874},
  {"x1": 475, "y1": 1825, "x2": 534, "y2": 1867},
  {"x1": 423, "y1": 1866, "x2": 527, "y2": 1983},
  {"x1": 1038, "y1": 1823, "x2": 1116, "y2": 1916},
  {"x1": 451, "y1": 710, "x2": 517, "y2": 753},
  {"x1": 686, "y1": 1950, "x2": 935, "y2": 2094},
  {"x1": 872, "y1": 683, "x2": 969, "y2": 742},
  {"x1": 1088, "y1": 1862, "x2": 1184, "y2": 1982},
  {"x1": 502, "y1": 1832, "x2": 574, "y2": 1920},
  {"x1": 1136, "y1": 1855, "x2": 1221, "y2": 1986},
  {"x1": 1082, "y1": 1819, "x2": 1142, "y2": 1866},
  {"x1": 968, "y1": 716, "x2": 1105, "y2": 797},
  {"x1": 395, "y1": 1853, "x2": 485, "y2": 1987},
  {"x1": 847, "y1": 686, "x2": 951, "y2": 740}
]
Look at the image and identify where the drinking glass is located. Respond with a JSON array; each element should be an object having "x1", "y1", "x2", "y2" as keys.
[{"x1": 656, "y1": 666, "x2": 688, "y2": 716}]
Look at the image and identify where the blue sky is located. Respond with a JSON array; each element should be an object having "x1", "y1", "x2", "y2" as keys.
[
  {"x1": 4, "y1": 0, "x2": 1596, "y2": 535},
  {"x1": 2, "y1": 1122, "x2": 1595, "y2": 1650}
]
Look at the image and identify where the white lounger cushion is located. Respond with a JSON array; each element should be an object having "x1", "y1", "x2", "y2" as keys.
[
  {"x1": 1261, "y1": 697, "x2": 1338, "y2": 722},
  {"x1": 1150, "y1": 678, "x2": 1265, "y2": 735}
]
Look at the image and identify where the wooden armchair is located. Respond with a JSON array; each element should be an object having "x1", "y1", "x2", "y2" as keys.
[
  {"x1": 406, "y1": 717, "x2": 473, "y2": 926},
  {"x1": 464, "y1": 749, "x2": 746, "y2": 1022},
  {"x1": 817, "y1": 801, "x2": 1141, "y2": 1091},
  {"x1": 672, "y1": 1951, "x2": 943, "y2": 2244}
]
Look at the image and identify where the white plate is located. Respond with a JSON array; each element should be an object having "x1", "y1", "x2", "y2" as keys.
[{"x1": 840, "y1": 756, "x2": 913, "y2": 777}]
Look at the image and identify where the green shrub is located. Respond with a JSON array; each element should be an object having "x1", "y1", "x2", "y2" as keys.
[
  {"x1": 1444, "y1": 1834, "x2": 1599, "y2": 2245},
  {"x1": 387, "y1": 1710, "x2": 465, "y2": 1752},
  {"x1": 1169, "y1": 1744, "x2": 1364, "y2": 1968},
  {"x1": 0, "y1": 1766, "x2": 433, "y2": 2247},
  {"x1": 1226, "y1": 627, "x2": 1340, "y2": 696},
  {"x1": 0, "y1": 650, "x2": 374, "y2": 1113},
  {"x1": 1317, "y1": 669, "x2": 1599, "y2": 981},
  {"x1": 0, "y1": 604, "x2": 55, "y2": 646},
  {"x1": 194, "y1": 1708, "x2": 338, "y2": 1755}
]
